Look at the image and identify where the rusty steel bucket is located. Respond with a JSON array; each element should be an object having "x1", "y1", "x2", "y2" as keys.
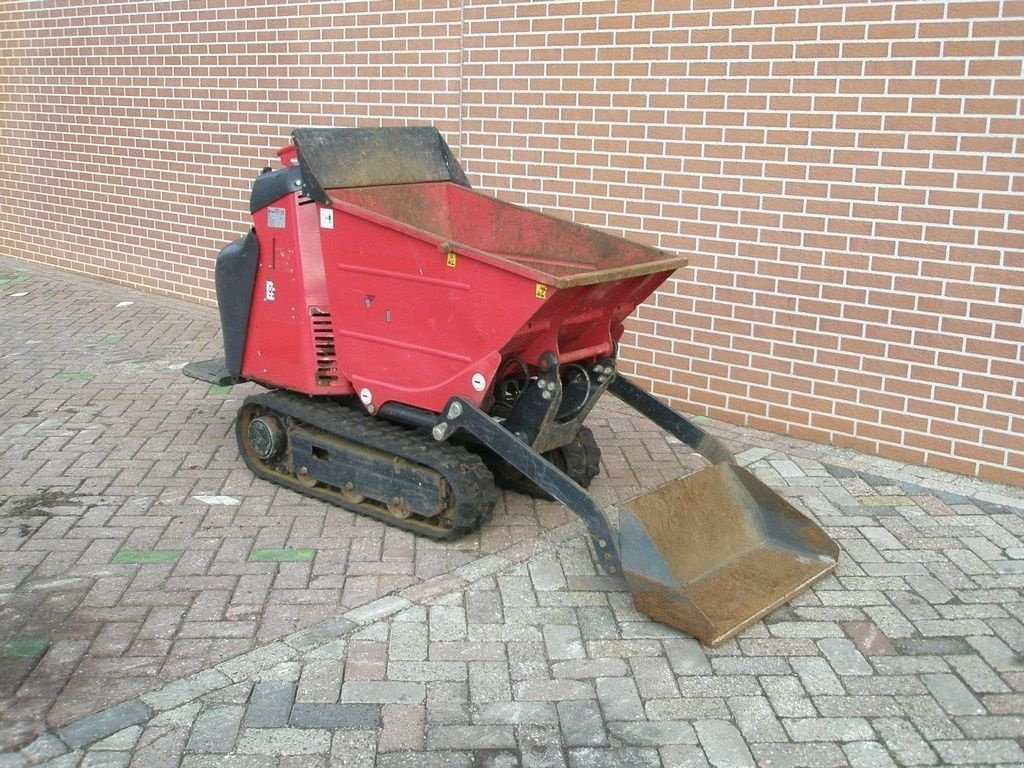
[{"x1": 618, "y1": 462, "x2": 839, "y2": 646}]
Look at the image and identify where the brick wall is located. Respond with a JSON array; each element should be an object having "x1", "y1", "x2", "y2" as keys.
[{"x1": 1, "y1": 1, "x2": 1022, "y2": 486}]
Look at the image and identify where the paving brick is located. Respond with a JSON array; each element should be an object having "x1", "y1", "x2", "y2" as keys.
[
  {"x1": 694, "y1": 720, "x2": 756, "y2": 768},
  {"x1": 557, "y1": 700, "x2": 607, "y2": 748},
  {"x1": 841, "y1": 741, "x2": 898, "y2": 768},
  {"x1": 921, "y1": 672, "x2": 986, "y2": 715},
  {"x1": 425, "y1": 680, "x2": 469, "y2": 725},
  {"x1": 543, "y1": 625, "x2": 585, "y2": 661},
  {"x1": 933, "y1": 738, "x2": 1024, "y2": 765},
  {"x1": 328, "y1": 729, "x2": 377, "y2": 767},
  {"x1": 727, "y1": 696, "x2": 788, "y2": 743},
  {"x1": 341, "y1": 680, "x2": 425, "y2": 704},
  {"x1": 760, "y1": 676, "x2": 817, "y2": 718},
  {"x1": 514, "y1": 679, "x2": 595, "y2": 702},
  {"x1": 234, "y1": 726, "x2": 331, "y2": 755},
  {"x1": 607, "y1": 720, "x2": 697, "y2": 746},
  {"x1": 425, "y1": 725, "x2": 516, "y2": 751},
  {"x1": 242, "y1": 681, "x2": 294, "y2": 728},
  {"x1": 56, "y1": 700, "x2": 151, "y2": 749},
  {"x1": 289, "y1": 703, "x2": 380, "y2": 730},
  {"x1": 468, "y1": 661, "x2": 512, "y2": 704},
  {"x1": 791, "y1": 657, "x2": 845, "y2": 695},
  {"x1": 872, "y1": 717, "x2": 939, "y2": 766},
  {"x1": 184, "y1": 705, "x2": 244, "y2": 753}
]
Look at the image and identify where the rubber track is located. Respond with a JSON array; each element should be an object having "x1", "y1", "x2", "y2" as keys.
[
  {"x1": 238, "y1": 390, "x2": 498, "y2": 541},
  {"x1": 480, "y1": 425, "x2": 602, "y2": 501}
]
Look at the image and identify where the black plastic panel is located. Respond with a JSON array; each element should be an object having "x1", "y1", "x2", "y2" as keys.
[
  {"x1": 291, "y1": 127, "x2": 471, "y2": 204},
  {"x1": 214, "y1": 229, "x2": 260, "y2": 377}
]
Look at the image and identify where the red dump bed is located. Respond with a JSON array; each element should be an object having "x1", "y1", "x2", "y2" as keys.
[
  {"x1": 328, "y1": 182, "x2": 685, "y2": 288},
  {"x1": 241, "y1": 129, "x2": 688, "y2": 413}
]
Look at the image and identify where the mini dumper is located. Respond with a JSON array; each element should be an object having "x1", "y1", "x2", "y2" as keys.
[{"x1": 185, "y1": 127, "x2": 839, "y2": 646}]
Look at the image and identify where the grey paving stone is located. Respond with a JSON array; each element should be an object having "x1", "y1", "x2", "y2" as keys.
[
  {"x1": 424, "y1": 725, "x2": 516, "y2": 750},
  {"x1": 514, "y1": 679, "x2": 594, "y2": 702},
  {"x1": 425, "y1": 680, "x2": 469, "y2": 725},
  {"x1": 289, "y1": 703, "x2": 381, "y2": 729},
  {"x1": 872, "y1": 717, "x2": 939, "y2": 766},
  {"x1": 594, "y1": 676, "x2": 644, "y2": 721},
  {"x1": 791, "y1": 657, "x2": 844, "y2": 695},
  {"x1": 81, "y1": 753, "x2": 129, "y2": 768},
  {"x1": 428, "y1": 605, "x2": 467, "y2": 642},
  {"x1": 750, "y1": 742, "x2": 850, "y2": 767},
  {"x1": 607, "y1": 720, "x2": 697, "y2": 746},
  {"x1": 727, "y1": 696, "x2": 788, "y2": 743},
  {"x1": 842, "y1": 740, "x2": 899, "y2": 768},
  {"x1": 242, "y1": 681, "x2": 295, "y2": 727},
  {"x1": 519, "y1": 725, "x2": 568, "y2": 768},
  {"x1": 140, "y1": 669, "x2": 232, "y2": 711},
  {"x1": 543, "y1": 624, "x2": 585, "y2": 661},
  {"x1": 784, "y1": 716, "x2": 874, "y2": 742},
  {"x1": 343, "y1": 596, "x2": 412, "y2": 626},
  {"x1": 473, "y1": 701, "x2": 558, "y2": 725},
  {"x1": 184, "y1": 705, "x2": 244, "y2": 753},
  {"x1": 469, "y1": 660, "x2": 513, "y2": 704},
  {"x1": 921, "y1": 673, "x2": 986, "y2": 715},
  {"x1": 694, "y1": 720, "x2": 755, "y2": 768},
  {"x1": 57, "y1": 700, "x2": 152, "y2": 749},
  {"x1": 376, "y1": 753, "x2": 474, "y2": 768},
  {"x1": 387, "y1": 660, "x2": 467, "y2": 682},
  {"x1": 328, "y1": 729, "x2": 377, "y2": 768},
  {"x1": 567, "y1": 747, "x2": 661, "y2": 768},
  {"x1": 235, "y1": 727, "x2": 331, "y2": 755},
  {"x1": 630, "y1": 655, "x2": 680, "y2": 698},
  {"x1": 933, "y1": 738, "x2": 1024, "y2": 765},
  {"x1": 551, "y1": 658, "x2": 628, "y2": 679},
  {"x1": 340, "y1": 680, "x2": 425, "y2": 704},
  {"x1": 577, "y1": 606, "x2": 619, "y2": 641},
  {"x1": 663, "y1": 638, "x2": 712, "y2": 675},
  {"x1": 818, "y1": 638, "x2": 872, "y2": 675},
  {"x1": 557, "y1": 700, "x2": 607, "y2": 747}
]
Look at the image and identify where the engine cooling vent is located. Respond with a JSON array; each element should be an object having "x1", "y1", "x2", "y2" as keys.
[{"x1": 310, "y1": 309, "x2": 339, "y2": 386}]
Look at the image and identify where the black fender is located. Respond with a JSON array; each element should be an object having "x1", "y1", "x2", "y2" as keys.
[{"x1": 215, "y1": 229, "x2": 260, "y2": 377}]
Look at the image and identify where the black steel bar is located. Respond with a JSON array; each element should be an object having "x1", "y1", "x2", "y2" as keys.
[
  {"x1": 607, "y1": 375, "x2": 735, "y2": 465},
  {"x1": 436, "y1": 398, "x2": 623, "y2": 574}
]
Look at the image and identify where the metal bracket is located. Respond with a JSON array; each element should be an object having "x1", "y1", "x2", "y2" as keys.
[
  {"x1": 501, "y1": 352, "x2": 616, "y2": 454},
  {"x1": 607, "y1": 375, "x2": 735, "y2": 465},
  {"x1": 434, "y1": 397, "x2": 622, "y2": 574}
]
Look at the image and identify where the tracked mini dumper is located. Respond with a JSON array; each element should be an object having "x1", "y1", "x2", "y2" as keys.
[{"x1": 185, "y1": 127, "x2": 839, "y2": 646}]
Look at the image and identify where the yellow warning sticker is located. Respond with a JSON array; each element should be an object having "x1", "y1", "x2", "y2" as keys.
[
  {"x1": 446, "y1": 252, "x2": 457, "y2": 268},
  {"x1": 535, "y1": 283, "x2": 548, "y2": 299}
]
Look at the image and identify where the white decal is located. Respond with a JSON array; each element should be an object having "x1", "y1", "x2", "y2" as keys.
[
  {"x1": 320, "y1": 207, "x2": 334, "y2": 229},
  {"x1": 265, "y1": 280, "x2": 276, "y2": 301},
  {"x1": 267, "y1": 207, "x2": 286, "y2": 229}
]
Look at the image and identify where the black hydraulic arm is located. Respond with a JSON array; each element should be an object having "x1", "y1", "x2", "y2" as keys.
[
  {"x1": 607, "y1": 375, "x2": 735, "y2": 465},
  {"x1": 432, "y1": 398, "x2": 622, "y2": 574}
]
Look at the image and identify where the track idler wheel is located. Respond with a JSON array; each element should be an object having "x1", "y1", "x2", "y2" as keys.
[{"x1": 247, "y1": 415, "x2": 286, "y2": 461}]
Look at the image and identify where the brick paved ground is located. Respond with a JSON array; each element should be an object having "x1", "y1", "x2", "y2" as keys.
[{"x1": 1, "y1": 257, "x2": 1022, "y2": 767}]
